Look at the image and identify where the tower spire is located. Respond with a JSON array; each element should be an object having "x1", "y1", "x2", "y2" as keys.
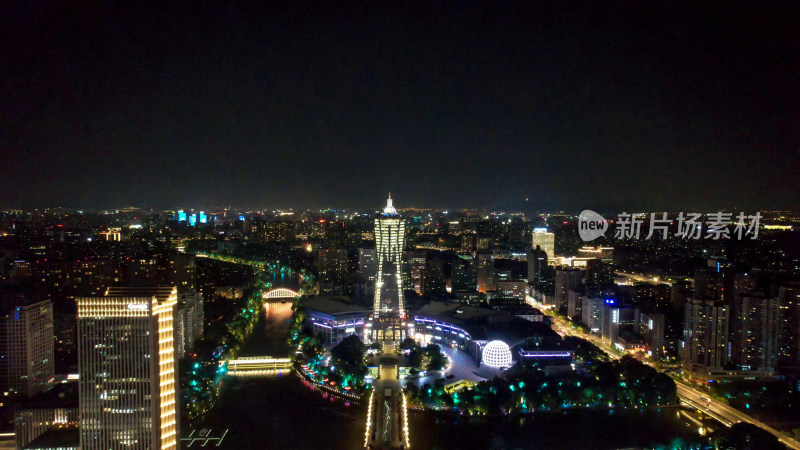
[{"x1": 383, "y1": 193, "x2": 397, "y2": 215}]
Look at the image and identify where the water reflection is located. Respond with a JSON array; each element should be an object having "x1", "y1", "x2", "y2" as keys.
[{"x1": 200, "y1": 282, "x2": 700, "y2": 449}]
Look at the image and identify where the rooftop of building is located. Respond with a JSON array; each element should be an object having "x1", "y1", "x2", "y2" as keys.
[
  {"x1": 303, "y1": 295, "x2": 372, "y2": 316},
  {"x1": 0, "y1": 284, "x2": 48, "y2": 314},
  {"x1": 411, "y1": 301, "x2": 558, "y2": 345},
  {"x1": 19, "y1": 382, "x2": 79, "y2": 410},
  {"x1": 104, "y1": 286, "x2": 177, "y2": 303},
  {"x1": 23, "y1": 428, "x2": 79, "y2": 449}
]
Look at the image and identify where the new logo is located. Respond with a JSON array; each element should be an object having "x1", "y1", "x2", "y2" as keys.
[{"x1": 579, "y1": 210, "x2": 608, "y2": 241}]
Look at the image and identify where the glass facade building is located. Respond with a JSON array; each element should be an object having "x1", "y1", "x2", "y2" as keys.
[{"x1": 77, "y1": 287, "x2": 179, "y2": 450}]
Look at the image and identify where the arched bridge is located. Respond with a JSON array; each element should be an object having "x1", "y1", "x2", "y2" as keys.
[{"x1": 262, "y1": 288, "x2": 302, "y2": 301}]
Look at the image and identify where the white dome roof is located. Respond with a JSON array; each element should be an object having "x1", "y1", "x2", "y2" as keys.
[{"x1": 481, "y1": 340, "x2": 512, "y2": 368}]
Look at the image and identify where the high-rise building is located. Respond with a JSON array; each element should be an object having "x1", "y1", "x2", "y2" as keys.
[
  {"x1": 567, "y1": 289, "x2": 584, "y2": 319},
  {"x1": 777, "y1": 285, "x2": 800, "y2": 367},
  {"x1": 404, "y1": 250, "x2": 427, "y2": 294},
  {"x1": 0, "y1": 297, "x2": 54, "y2": 397},
  {"x1": 581, "y1": 297, "x2": 604, "y2": 333},
  {"x1": 77, "y1": 286, "x2": 179, "y2": 449},
  {"x1": 554, "y1": 267, "x2": 582, "y2": 310},
  {"x1": 640, "y1": 312, "x2": 665, "y2": 359},
  {"x1": 476, "y1": 252, "x2": 495, "y2": 293},
  {"x1": 316, "y1": 248, "x2": 349, "y2": 295},
  {"x1": 169, "y1": 253, "x2": 196, "y2": 293},
  {"x1": 460, "y1": 233, "x2": 476, "y2": 252},
  {"x1": 174, "y1": 292, "x2": 204, "y2": 359},
  {"x1": 358, "y1": 248, "x2": 378, "y2": 282},
  {"x1": 422, "y1": 257, "x2": 447, "y2": 299},
  {"x1": 601, "y1": 303, "x2": 639, "y2": 345},
  {"x1": 531, "y1": 228, "x2": 555, "y2": 264},
  {"x1": 371, "y1": 195, "x2": 407, "y2": 343},
  {"x1": 682, "y1": 298, "x2": 729, "y2": 369},
  {"x1": 450, "y1": 257, "x2": 474, "y2": 293},
  {"x1": 731, "y1": 292, "x2": 781, "y2": 370},
  {"x1": 585, "y1": 259, "x2": 614, "y2": 287},
  {"x1": 527, "y1": 247, "x2": 547, "y2": 286},
  {"x1": 494, "y1": 280, "x2": 528, "y2": 301},
  {"x1": 670, "y1": 281, "x2": 693, "y2": 312}
]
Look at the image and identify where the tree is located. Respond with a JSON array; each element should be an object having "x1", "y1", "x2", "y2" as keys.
[
  {"x1": 400, "y1": 337, "x2": 419, "y2": 351},
  {"x1": 407, "y1": 349, "x2": 423, "y2": 368},
  {"x1": 423, "y1": 344, "x2": 447, "y2": 371},
  {"x1": 330, "y1": 335, "x2": 367, "y2": 378},
  {"x1": 710, "y1": 423, "x2": 786, "y2": 450}
]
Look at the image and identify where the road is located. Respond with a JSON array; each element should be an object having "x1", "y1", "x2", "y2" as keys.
[
  {"x1": 675, "y1": 383, "x2": 800, "y2": 449},
  {"x1": 529, "y1": 297, "x2": 800, "y2": 450},
  {"x1": 614, "y1": 271, "x2": 674, "y2": 287}
]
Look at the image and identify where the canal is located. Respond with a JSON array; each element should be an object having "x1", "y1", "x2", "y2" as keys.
[
  {"x1": 192, "y1": 271, "x2": 366, "y2": 449},
  {"x1": 195, "y1": 273, "x2": 706, "y2": 449}
]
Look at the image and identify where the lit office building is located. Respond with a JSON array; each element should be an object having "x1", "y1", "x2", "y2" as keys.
[
  {"x1": 358, "y1": 248, "x2": 378, "y2": 282},
  {"x1": 370, "y1": 195, "x2": 408, "y2": 342},
  {"x1": 494, "y1": 280, "x2": 528, "y2": 301},
  {"x1": 0, "y1": 298, "x2": 54, "y2": 397},
  {"x1": 404, "y1": 249, "x2": 427, "y2": 294},
  {"x1": 531, "y1": 227, "x2": 555, "y2": 264},
  {"x1": 77, "y1": 287, "x2": 179, "y2": 450}
]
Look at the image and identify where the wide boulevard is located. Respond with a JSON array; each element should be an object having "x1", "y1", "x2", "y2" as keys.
[{"x1": 529, "y1": 297, "x2": 800, "y2": 450}]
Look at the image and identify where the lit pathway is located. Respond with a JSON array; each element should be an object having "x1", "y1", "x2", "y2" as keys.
[{"x1": 364, "y1": 354, "x2": 410, "y2": 449}]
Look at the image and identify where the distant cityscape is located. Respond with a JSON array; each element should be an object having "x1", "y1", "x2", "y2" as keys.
[
  {"x1": 5, "y1": 0, "x2": 800, "y2": 447},
  {"x1": 0, "y1": 201, "x2": 798, "y2": 448}
]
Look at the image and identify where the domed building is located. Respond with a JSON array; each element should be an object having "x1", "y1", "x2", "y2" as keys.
[{"x1": 481, "y1": 340, "x2": 513, "y2": 368}]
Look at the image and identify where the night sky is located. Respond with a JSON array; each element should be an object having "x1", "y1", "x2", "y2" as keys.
[{"x1": 2, "y1": 2, "x2": 799, "y2": 212}]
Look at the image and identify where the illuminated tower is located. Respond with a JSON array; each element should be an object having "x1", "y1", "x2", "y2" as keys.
[
  {"x1": 77, "y1": 286, "x2": 179, "y2": 450},
  {"x1": 371, "y1": 194, "x2": 407, "y2": 342},
  {"x1": 532, "y1": 227, "x2": 555, "y2": 263}
]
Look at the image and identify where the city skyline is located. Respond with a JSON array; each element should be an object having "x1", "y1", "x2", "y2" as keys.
[
  {"x1": 2, "y1": 2, "x2": 800, "y2": 448},
  {"x1": 2, "y1": 192, "x2": 800, "y2": 448}
]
